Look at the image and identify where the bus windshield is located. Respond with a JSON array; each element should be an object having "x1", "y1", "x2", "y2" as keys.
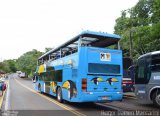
[
  {"x1": 135, "y1": 53, "x2": 160, "y2": 84},
  {"x1": 135, "y1": 56, "x2": 151, "y2": 84},
  {"x1": 150, "y1": 54, "x2": 160, "y2": 72}
]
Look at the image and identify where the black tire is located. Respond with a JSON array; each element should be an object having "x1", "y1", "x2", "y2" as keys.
[
  {"x1": 57, "y1": 87, "x2": 63, "y2": 103},
  {"x1": 38, "y1": 84, "x2": 42, "y2": 93},
  {"x1": 152, "y1": 91, "x2": 160, "y2": 107}
]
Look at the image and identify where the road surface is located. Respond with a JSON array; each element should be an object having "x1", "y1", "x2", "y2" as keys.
[
  {"x1": 1, "y1": 74, "x2": 114, "y2": 116},
  {"x1": 1, "y1": 74, "x2": 159, "y2": 116}
]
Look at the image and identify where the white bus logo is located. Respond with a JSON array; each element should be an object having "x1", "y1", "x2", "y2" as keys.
[{"x1": 100, "y1": 53, "x2": 111, "y2": 61}]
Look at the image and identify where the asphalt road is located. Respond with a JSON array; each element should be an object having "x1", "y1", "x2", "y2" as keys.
[
  {"x1": 1, "y1": 74, "x2": 159, "y2": 116},
  {"x1": 1, "y1": 74, "x2": 115, "y2": 116}
]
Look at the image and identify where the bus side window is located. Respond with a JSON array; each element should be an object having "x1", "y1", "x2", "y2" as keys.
[
  {"x1": 72, "y1": 48, "x2": 77, "y2": 54},
  {"x1": 56, "y1": 54, "x2": 60, "y2": 59},
  {"x1": 54, "y1": 70, "x2": 62, "y2": 82},
  {"x1": 66, "y1": 50, "x2": 71, "y2": 56},
  {"x1": 39, "y1": 73, "x2": 43, "y2": 81},
  {"x1": 81, "y1": 43, "x2": 85, "y2": 46},
  {"x1": 136, "y1": 57, "x2": 151, "y2": 84},
  {"x1": 66, "y1": 51, "x2": 70, "y2": 56},
  {"x1": 62, "y1": 51, "x2": 66, "y2": 57},
  {"x1": 138, "y1": 67, "x2": 144, "y2": 79},
  {"x1": 50, "y1": 71, "x2": 55, "y2": 81}
]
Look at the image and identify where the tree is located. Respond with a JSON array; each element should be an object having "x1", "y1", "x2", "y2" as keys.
[
  {"x1": 45, "y1": 47, "x2": 53, "y2": 53},
  {"x1": 0, "y1": 62, "x2": 6, "y2": 73},
  {"x1": 151, "y1": 0, "x2": 160, "y2": 23},
  {"x1": 114, "y1": 0, "x2": 160, "y2": 59},
  {"x1": 16, "y1": 49, "x2": 43, "y2": 77},
  {"x1": 0, "y1": 60, "x2": 17, "y2": 73},
  {"x1": 4, "y1": 60, "x2": 17, "y2": 72}
]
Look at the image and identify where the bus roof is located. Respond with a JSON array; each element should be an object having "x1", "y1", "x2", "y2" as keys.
[
  {"x1": 138, "y1": 51, "x2": 160, "y2": 59},
  {"x1": 38, "y1": 31, "x2": 121, "y2": 60}
]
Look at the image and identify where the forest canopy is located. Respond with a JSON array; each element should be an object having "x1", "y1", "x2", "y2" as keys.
[{"x1": 114, "y1": 0, "x2": 160, "y2": 59}]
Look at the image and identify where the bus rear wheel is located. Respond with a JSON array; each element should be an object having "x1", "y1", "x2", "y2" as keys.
[
  {"x1": 152, "y1": 91, "x2": 160, "y2": 107},
  {"x1": 57, "y1": 87, "x2": 63, "y2": 103},
  {"x1": 38, "y1": 84, "x2": 42, "y2": 93}
]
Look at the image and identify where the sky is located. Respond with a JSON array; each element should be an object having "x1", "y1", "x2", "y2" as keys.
[{"x1": 0, "y1": 0, "x2": 138, "y2": 61}]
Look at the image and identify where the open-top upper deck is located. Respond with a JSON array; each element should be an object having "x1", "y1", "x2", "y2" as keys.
[{"x1": 38, "y1": 31, "x2": 121, "y2": 65}]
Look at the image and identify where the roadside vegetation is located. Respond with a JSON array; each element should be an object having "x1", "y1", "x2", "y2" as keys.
[
  {"x1": 114, "y1": 0, "x2": 160, "y2": 59},
  {"x1": 0, "y1": 47, "x2": 53, "y2": 77},
  {"x1": 0, "y1": 49, "x2": 44, "y2": 77}
]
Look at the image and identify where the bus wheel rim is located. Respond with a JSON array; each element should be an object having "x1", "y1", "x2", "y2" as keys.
[
  {"x1": 156, "y1": 94, "x2": 160, "y2": 105},
  {"x1": 58, "y1": 90, "x2": 61, "y2": 101}
]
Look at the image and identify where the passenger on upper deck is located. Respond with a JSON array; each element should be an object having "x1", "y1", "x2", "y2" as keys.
[
  {"x1": 81, "y1": 43, "x2": 91, "y2": 47},
  {"x1": 62, "y1": 51, "x2": 67, "y2": 57},
  {"x1": 56, "y1": 52, "x2": 61, "y2": 59},
  {"x1": 87, "y1": 44, "x2": 91, "y2": 47},
  {"x1": 72, "y1": 48, "x2": 77, "y2": 53},
  {"x1": 81, "y1": 43, "x2": 87, "y2": 47}
]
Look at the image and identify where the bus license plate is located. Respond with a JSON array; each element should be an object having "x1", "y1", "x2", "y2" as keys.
[{"x1": 101, "y1": 96, "x2": 108, "y2": 100}]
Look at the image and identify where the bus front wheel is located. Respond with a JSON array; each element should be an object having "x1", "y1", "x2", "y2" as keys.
[
  {"x1": 152, "y1": 91, "x2": 160, "y2": 107},
  {"x1": 57, "y1": 87, "x2": 63, "y2": 103}
]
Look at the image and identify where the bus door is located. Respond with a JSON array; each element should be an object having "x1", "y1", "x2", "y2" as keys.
[
  {"x1": 135, "y1": 56, "x2": 151, "y2": 101},
  {"x1": 44, "y1": 82, "x2": 50, "y2": 93},
  {"x1": 43, "y1": 72, "x2": 51, "y2": 94}
]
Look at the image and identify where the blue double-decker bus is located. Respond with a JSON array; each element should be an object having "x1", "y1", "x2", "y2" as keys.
[{"x1": 34, "y1": 31, "x2": 123, "y2": 103}]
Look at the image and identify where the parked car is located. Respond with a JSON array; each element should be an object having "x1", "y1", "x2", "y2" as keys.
[
  {"x1": 17, "y1": 71, "x2": 26, "y2": 78},
  {"x1": 19, "y1": 72, "x2": 26, "y2": 78},
  {"x1": 122, "y1": 58, "x2": 134, "y2": 92},
  {"x1": 122, "y1": 76, "x2": 134, "y2": 92}
]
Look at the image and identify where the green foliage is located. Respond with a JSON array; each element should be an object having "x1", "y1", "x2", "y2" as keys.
[
  {"x1": 0, "y1": 49, "x2": 43, "y2": 76},
  {"x1": 151, "y1": 0, "x2": 160, "y2": 23},
  {"x1": 114, "y1": 0, "x2": 160, "y2": 59},
  {"x1": 45, "y1": 47, "x2": 53, "y2": 53},
  {"x1": 0, "y1": 60, "x2": 17, "y2": 73},
  {"x1": 0, "y1": 49, "x2": 44, "y2": 77},
  {"x1": 0, "y1": 62, "x2": 6, "y2": 73},
  {"x1": 16, "y1": 49, "x2": 43, "y2": 76}
]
